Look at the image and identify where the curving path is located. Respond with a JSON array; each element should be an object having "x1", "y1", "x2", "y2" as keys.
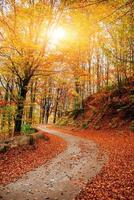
[{"x1": 0, "y1": 127, "x2": 108, "y2": 200}]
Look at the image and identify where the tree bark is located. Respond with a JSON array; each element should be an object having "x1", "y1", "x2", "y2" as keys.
[
  {"x1": 29, "y1": 80, "x2": 37, "y2": 124},
  {"x1": 14, "y1": 86, "x2": 27, "y2": 134},
  {"x1": 53, "y1": 88, "x2": 60, "y2": 124},
  {"x1": 1, "y1": 83, "x2": 9, "y2": 130}
]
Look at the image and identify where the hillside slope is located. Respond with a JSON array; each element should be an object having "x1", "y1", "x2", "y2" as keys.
[{"x1": 59, "y1": 80, "x2": 134, "y2": 131}]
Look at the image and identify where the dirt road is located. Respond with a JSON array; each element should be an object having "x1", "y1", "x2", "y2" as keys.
[{"x1": 0, "y1": 127, "x2": 108, "y2": 200}]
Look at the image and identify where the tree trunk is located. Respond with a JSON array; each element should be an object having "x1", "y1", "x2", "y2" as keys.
[
  {"x1": 96, "y1": 51, "x2": 100, "y2": 92},
  {"x1": 14, "y1": 86, "x2": 27, "y2": 134},
  {"x1": 53, "y1": 88, "x2": 60, "y2": 124},
  {"x1": 1, "y1": 83, "x2": 9, "y2": 130},
  {"x1": 29, "y1": 81, "x2": 37, "y2": 124},
  {"x1": 44, "y1": 106, "x2": 49, "y2": 124},
  {"x1": 53, "y1": 100, "x2": 58, "y2": 124}
]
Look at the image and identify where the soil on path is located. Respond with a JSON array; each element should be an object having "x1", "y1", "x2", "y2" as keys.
[
  {"x1": 0, "y1": 126, "x2": 107, "y2": 200},
  {"x1": 50, "y1": 126, "x2": 134, "y2": 200}
]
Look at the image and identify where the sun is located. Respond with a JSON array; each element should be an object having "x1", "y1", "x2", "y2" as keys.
[{"x1": 50, "y1": 27, "x2": 66, "y2": 45}]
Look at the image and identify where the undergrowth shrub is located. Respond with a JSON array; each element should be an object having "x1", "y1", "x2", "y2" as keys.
[
  {"x1": 21, "y1": 123, "x2": 36, "y2": 135},
  {"x1": 57, "y1": 117, "x2": 68, "y2": 126},
  {"x1": 82, "y1": 123, "x2": 88, "y2": 129},
  {"x1": 71, "y1": 108, "x2": 84, "y2": 119}
]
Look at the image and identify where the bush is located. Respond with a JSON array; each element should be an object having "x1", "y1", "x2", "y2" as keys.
[
  {"x1": 71, "y1": 108, "x2": 84, "y2": 119},
  {"x1": 57, "y1": 118, "x2": 68, "y2": 126},
  {"x1": 21, "y1": 123, "x2": 36, "y2": 135},
  {"x1": 82, "y1": 123, "x2": 88, "y2": 129}
]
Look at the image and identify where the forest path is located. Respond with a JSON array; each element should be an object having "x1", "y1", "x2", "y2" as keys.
[{"x1": 0, "y1": 126, "x2": 108, "y2": 200}]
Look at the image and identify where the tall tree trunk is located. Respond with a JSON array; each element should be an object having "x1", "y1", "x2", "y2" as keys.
[
  {"x1": 96, "y1": 51, "x2": 100, "y2": 92},
  {"x1": 106, "y1": 59, "x2": 109, "y2": 86},
  {"x1": 14, "y1": 86, "x2": 27, "y2": 134},
  {"x1": 29, "y1": 80, "x2": 37, "y2": 124},
  {"x1": 1, "y1": 83, "x2": 9, "y2": 130},
  {"x1": 53, "y1": 88, "x2": 60, "y2": 124},
  {"x1": 88, "y1": 58, "x2": 91, "y2": 95},
  {"x1": 53, "y1": 100, "x2": 58, "y2": 124},
  {"x1": 44, "y1": 106, "x2": 49, "y2": 124}
]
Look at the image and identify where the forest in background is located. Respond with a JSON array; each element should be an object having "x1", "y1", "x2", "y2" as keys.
[{"x1": 0, "y1": 0, "x2": 133, "y2": 138}]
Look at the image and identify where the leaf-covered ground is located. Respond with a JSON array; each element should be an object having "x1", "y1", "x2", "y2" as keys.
[
  {"x1": 0, "y1": 126, "x2": 134, "y2": 200},
  {"x1": 50, "y1": 126, "x2": 134, "y2": 200},
  {"x1": 0, "y1": 131, "x2": 67, "y2": 185}
]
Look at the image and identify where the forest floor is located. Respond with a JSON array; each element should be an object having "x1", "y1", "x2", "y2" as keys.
[
  {"x1": 50, "y1": 125, "x2": 134, "y2": 200},
  {"x1": 0, "y1": 130, "x2": 66, "y2": 185},
  {"x1": 0, "y1": 126, "x2": 107, "y2": 200},
  {"x1": 0, "y1": 126, "x2": 134, "y2": 200}
]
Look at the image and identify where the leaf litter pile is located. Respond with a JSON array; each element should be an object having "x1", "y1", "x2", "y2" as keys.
[
  {"x1": 0, "y1": 131, "x2": 66, "y2": 185},
  {"x1": 51, "y1": 126, "x2": 134, "y2": 200}
]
